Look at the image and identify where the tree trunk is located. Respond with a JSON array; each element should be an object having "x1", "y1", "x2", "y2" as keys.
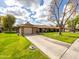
[
  {"x1": 59, "y1": 27, "x2": 62, "y2": 35},
  {"x1": 8, "y1": 28, "x2": 12, "y2": 32},
  {"x1": 71, "y1": 26, "x2": 76, "y2": 33},
  {"x1": 63, "y1": 28, "x2": 65, "y2": 32}
]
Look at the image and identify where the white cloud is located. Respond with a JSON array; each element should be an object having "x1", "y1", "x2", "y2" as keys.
[
  {"x1": 18, "y1": 0, "x2": 40, "y2": 10},
  {"x1": 43, "y1": 0, "x2": 52, "y2": 6},
  {"x1": 0, "y1": 0, "x2": 56, "y2": 26},
  {"x1": 6, "y1": 6, "x2": 29, "y2": 17},
  {"x1": 5, "y1": 0, "x2": 23, "y2": 7},
  {"x1": 32, "y1": 0, "x2": 52, "y2": 21},
  {"x1": 0, "y1": 7, "x2": 30, "y2": 25}
]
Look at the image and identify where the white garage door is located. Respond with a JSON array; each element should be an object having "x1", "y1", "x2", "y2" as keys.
[{"x1": 24, "y1": 28, "x2": 32, "y2": 35}]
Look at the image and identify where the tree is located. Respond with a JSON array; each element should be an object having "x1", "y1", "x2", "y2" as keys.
[
  {"x1": 0, "y1": 16, "x2": 3, "y2": 24},
  {"x1": 48, "y1": 0, "x2": 79, "y2": 35},
  {"x1": 67, "y1": 15, "x2": 79, "y2": 32},
  {"x1": 2, "y1": 14, "x2": 16, "y2": 32}
]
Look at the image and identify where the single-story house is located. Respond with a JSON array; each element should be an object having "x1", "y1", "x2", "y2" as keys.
[{"x1": 17, "y1": 22, "x2": 60, "y2": 35}]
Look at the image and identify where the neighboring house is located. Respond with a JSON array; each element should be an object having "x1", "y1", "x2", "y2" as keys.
[{"x1": 17, "y1": 22, "x2": 60, "y2": 35}]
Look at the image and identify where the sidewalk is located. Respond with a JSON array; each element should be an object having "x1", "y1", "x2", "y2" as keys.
[{"x1": 61, "y1": 39, "x2": 79, "y2": 59}]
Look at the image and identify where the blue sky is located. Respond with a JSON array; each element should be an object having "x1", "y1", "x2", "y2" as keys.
[
  {"x1": 0, "y1": 0, "x2": 6, "y2": 7},
  {"x1": 0, "y1": 0, "x2": 78, "y2": 26}
]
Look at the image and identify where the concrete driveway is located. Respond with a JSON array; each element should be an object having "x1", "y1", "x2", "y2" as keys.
[{"x1": 25, "y1": 35, "x2": 70, "y2": 59}]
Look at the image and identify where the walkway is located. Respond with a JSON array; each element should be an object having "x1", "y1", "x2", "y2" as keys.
[
  {"x1": 25, "y1": 35, "x2": 70, "y2": 59},
  {"x1": 61, "y1": 39, "x2": 79, "y2": 59}
]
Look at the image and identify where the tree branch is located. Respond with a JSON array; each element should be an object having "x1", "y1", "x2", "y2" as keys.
[
  {"x1": 61, "y1": 0, "x2": 70, "y2": 25},
  {"x1": 64, "y1": 3, "x2": 78, "y2": 26},
  {"x1": 59, "y1": 0, "x2": 63, "y2": 7}
]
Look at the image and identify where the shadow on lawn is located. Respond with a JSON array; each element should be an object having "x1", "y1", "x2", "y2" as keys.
[
  {"x1": 4, "y1": 32, "x2": 16, "y2": 34},
  {"x1": 68, "y1": 36, "x2": 79, "y2": 38}
]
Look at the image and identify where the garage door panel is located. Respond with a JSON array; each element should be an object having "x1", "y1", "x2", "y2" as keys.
[{"x1": 24, "y1": 28, "x2": 32, "y2": 35}]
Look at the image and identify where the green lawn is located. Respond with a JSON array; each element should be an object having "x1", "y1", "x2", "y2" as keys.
[
  {"x1": 0, "y1": 33, "x2": 48, "y2": 59},
  {"x1": 42, "y1": 32, "x2": 79, "y2": 44}
]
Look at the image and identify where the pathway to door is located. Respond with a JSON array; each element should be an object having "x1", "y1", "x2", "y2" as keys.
[{"x1": 25, "y1": 35, "x2": 71, "y2": 59}]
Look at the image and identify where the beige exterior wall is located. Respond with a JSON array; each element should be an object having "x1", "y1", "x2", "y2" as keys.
[
  {"x1": 32, "y1": 28, "x2": 37, "y2": 34},
  {"x1": 19, "y1": 28, "x2": 22, "y2": 35}
]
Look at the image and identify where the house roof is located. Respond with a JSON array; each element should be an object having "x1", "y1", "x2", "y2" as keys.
[
  {"x1": 21, "y1": 22, "x2": 33, "y2": 26},
  {"x1": 17, "y1": 22, "x2": 59, "y2": 29},
  {"x1": 33, "y1": 25, "x2": 59, "y2": 29}
]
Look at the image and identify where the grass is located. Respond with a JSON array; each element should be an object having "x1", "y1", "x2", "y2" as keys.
[
  {"x1": 0, "y1": 33, "x2": 49, "y2": 59},
  {"x1": 42, "y1": 32, "x2": 79, "y2": 44}
]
